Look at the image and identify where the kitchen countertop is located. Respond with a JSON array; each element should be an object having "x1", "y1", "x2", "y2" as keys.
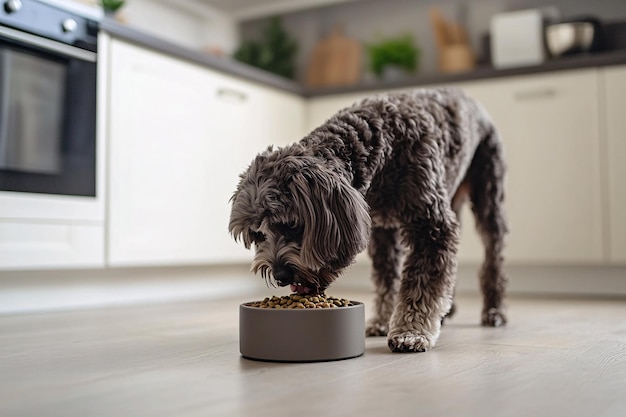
[{"x1": 100, "y1": 19, "x2": 626, "y2": 98}]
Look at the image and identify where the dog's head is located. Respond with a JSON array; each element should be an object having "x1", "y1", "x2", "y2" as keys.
[{"x1": 229, "y1": 145, "x2": 370, "y2": 294}]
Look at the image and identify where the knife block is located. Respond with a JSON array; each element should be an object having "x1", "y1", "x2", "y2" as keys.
[{"x1": 440, "y1": 44, "x2": 475, "y2": 73}]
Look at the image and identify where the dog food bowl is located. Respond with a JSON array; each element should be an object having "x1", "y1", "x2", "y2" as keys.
[{"x1": 239, "y1": 300, "x2": 365, "y2": 362}]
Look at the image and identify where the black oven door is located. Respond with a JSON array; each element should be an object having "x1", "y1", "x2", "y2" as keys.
[{"x1": 0, "y1": 27, "x2": 97, "y2": 197}]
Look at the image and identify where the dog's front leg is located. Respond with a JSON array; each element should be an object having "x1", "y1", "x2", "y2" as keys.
[
  {"x1": 387, "y1": 216, "x2": 459, "y2": 352},
  {"x1": 365, "y1": 227, "x2": 404, "y2": 337}
]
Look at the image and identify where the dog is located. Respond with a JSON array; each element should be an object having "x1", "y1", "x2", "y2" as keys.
[{"x1": 229, "y1": 87, "x2": 508, "y2": 352}]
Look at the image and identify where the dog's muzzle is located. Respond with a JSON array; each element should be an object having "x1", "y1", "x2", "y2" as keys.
[
  {"x1": 272, "y1": 265, "x2": 294, "y2": 287},
  {"x1": 273, "y1": 265, "x2": 316, "y2": 294}
]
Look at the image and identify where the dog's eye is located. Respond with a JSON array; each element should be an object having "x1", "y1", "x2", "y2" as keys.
[
  {"x1": 250, "y1": 231, "x2": 266, "y2": 243},
  {"x1": 277, "y1": 222, "x2": 303, "y2": 242},
  {"x1": 277, "y1": 222, "x2": 296, "y2": 233}
]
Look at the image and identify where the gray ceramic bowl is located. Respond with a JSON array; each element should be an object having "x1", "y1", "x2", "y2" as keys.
[{"x1": 239, "y1": 301, "x2": 365, "y2": 362}]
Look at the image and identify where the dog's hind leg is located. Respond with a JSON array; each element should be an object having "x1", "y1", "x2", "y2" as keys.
[
  {"x1": 468, "y1": 128, "x2": 508, "y2": 327},
  {"x1": 387, "y1": 202, "x2": 460, "y2": 352},
  {"x1": 366, "y1": 227, "x2": 404, "y2": 337},
  {"x1": 442, "y1": 182, "x2": 471, "y2": 324}
]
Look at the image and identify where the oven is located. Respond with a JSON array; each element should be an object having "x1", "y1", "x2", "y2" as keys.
[
  {"x1": 0, "y1": 0, "x2": 98, "y2": 196},
  {"x1": 0, "y1": 0, "x2": 105, "y2": 270}
]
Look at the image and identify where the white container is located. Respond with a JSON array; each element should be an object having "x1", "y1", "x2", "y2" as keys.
[{"x1": 490, "y1": 8, "x2": 559, "y2": 69}]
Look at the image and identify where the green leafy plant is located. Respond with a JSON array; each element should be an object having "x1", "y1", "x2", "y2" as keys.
[
  {"x1": 367, "y1": 34, "x2": 419, "y2": 78},
  {"x1": 100, "y1": 0, "x2": 125, "y2": 13},
  {"x1": 234, "y1": 17, "x2": 297, "y2": 79}
]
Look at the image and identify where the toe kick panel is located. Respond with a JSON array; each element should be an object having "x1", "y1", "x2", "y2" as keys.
[{"x1": 0, "y1": 221, "x2": 104, "y2": 270}]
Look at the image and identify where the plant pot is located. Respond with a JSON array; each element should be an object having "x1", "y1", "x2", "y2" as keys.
[{"x1": 381, "y1": 65, "x2": 410, "y2": 82}]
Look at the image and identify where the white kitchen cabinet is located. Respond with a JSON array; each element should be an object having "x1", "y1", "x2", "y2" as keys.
[
  {"x1": 105, "y1": 31, "x2": 607, "y2": 268},
  {"x1": 601, "y1": 66, "x2": 626, "y2": 264},
  {"x1": 456, "y1": 69, "x2": 605, "y2": 264},
  {"x1": 106, "y1": 38, "x2": 305, "y2": 266}
]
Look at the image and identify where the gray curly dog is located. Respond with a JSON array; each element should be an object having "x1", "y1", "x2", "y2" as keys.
[{"x1": 229, "y1": 87, "x2": 508, "y2": 352}]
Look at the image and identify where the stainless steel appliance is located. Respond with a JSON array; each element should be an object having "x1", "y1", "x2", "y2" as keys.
[
  {"x1": 0, "y1": 0, "x2": 98, "y2": 196},
  {"x1": 546, "y1": 17, "x2": 605, "y2": 57},
  {"x1": 0, "y1": 0, "x2": 104, "y2": 270}
]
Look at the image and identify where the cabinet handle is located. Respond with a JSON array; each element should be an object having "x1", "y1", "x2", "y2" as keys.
[
  {"x1": 513, "y1": 88, "x2": 557, "y2": 101},
  {"x1": 217, "y1": 87, "x2": 248, "y2": 103}
]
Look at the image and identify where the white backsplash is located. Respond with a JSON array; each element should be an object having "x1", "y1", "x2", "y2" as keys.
[{"x1": 122, "y1": 0, "x2": 239, "y2": 54}]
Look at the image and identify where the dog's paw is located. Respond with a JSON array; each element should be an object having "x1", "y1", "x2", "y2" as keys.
[
  {"x1": 387, "y1": 331, "x2": 435, "y2": 353},
  {"x1": 441, "y1": 302, "x2": 457, "y2": 326},
  {"x1": 481, "y1": 308, "x2": 507, "y2": 327},
  {"x1": 365, "y1": 318, "x2": 389, "y2": 337}
]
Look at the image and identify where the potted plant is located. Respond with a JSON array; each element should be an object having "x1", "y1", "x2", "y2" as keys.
[
  {"x1": 234, "y1": 17, "x2": 298, "y2": 80},
  {"x1": 100, "y1": 0, "x2": 125, "y2": 16},
  {"x1": 367, "y1": 34, "x2": 420, "y2": 80}
]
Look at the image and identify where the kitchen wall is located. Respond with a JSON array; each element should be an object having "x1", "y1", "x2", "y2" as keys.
[{"x1": 240, "y1": 0, "x2": 626, "y2": 83}]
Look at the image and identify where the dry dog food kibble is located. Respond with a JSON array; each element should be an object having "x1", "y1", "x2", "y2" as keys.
[{"x1": 247, "y1": 294, "x2": 354, "y2": 309}]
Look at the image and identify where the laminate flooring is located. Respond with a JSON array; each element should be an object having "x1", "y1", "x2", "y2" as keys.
[{"x1": 1, "y1": 290, "x2": 625, "y2": 417}]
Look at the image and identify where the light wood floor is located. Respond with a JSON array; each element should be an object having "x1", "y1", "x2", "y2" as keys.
[{"x1": 1, "y1": 290, "x2": 625, "y2": 417}]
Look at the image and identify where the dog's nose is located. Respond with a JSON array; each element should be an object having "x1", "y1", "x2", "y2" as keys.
[{"x1": 273, "y1": 267, "x2": 293, "y2": 285}]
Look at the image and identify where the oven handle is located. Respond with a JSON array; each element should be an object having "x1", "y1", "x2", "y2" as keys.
[{"x1": 0, "y1": 26, "x2": 96, "y2": 62}]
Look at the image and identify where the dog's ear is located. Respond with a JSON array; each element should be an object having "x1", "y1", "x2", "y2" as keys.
[
  {"x1": 229, "y1": 164, "x2": 251, "y2": 247},
  {"x1": 229, "y1": 189, "x2": 252, "y2": 249},
  {"x1": 290, "y1": 166, "x2": 370, "y2": 270},
  {"x1": 228, "y1": 147, "x2": 277, "y2": 249}
]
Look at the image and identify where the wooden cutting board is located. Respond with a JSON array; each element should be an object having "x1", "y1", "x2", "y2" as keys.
[{"x1": 306, "y1": 27, "x2": 361, "y2": 88}]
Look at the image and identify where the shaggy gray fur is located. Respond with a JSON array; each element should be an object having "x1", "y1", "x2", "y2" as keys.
[{"x1": 229, "y1": 87, "x2": 508, "y2": 352}]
